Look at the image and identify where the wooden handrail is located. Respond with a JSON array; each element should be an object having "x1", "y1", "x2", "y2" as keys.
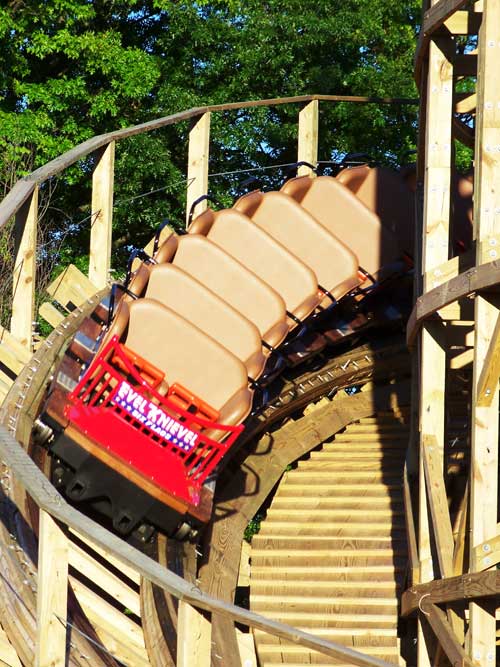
[
  {"x1": 0, "y1": 423, "x2": 399, "y2": 667},
  {"x1": 0, "y1": 94, "x2": 417, "y2": 233}
]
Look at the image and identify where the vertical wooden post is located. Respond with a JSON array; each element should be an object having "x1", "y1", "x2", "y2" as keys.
[
  {"x1": 417, "y1": 28, "x2": 453, "y2": 667},
  {"x1": 469, "y1": 2, "x2": 499, "y2": 665},
  {"x1": 89, "y1": 141, "x2": 115, "y2": 289},
  {"x1": 11, "y1": 186, "x2": 38, "y2": 351},
  {"x1": 297, "y1": 100, "x2": 319, "y2": 176},
  {"x1": 36, "y1": 510, "x2": 69, "y2": 667},
  {"x1": 177, "y1": 601, "x2": 211, "y2": 667},
  {"x1": 186, "y1": 112, "x2": 211, "y2": 227}
]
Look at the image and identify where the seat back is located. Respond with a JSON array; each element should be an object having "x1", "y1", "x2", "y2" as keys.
[
  {"x1": 158, "y1": 233, "x2": 289, "y2": 348},
  {"x1": 144, "y1": 263, "x2": 265, "y2": 380},
  {"x1": 336, "y1": 165, "x2": 415, "y2": 256},
  {"x1": 190, "y1": 208, "x2": 320, "y2": 321},
  {"x1": 125, "y1": 299, "x2": 252, "y2": 425},
  {"x1": 282, "y1": 175, "x2": 401, "y2": 278},
  {"x1": 233, "y1": 190, "x2": 359, "y2": 300}
]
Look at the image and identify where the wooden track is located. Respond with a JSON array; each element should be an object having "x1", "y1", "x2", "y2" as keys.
[
  {"x1": 250, "y1": 412, "x2": 409, "y2": 666},
  {"x1": 0, "y1": 291, "x2": 411, "y2": 666}
]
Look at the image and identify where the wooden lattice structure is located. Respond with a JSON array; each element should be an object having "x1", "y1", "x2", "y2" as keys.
[
  {"x1": 0, "y1": 2, "x2": 499, "y2": 666},
  {"x1": 405, "y1": 0, "x2": 500, "y2": 665}
]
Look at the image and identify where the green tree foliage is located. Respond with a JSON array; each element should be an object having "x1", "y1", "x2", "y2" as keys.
[{"x1": 0, "y1": 0, "x2": 421, "y2": 273}]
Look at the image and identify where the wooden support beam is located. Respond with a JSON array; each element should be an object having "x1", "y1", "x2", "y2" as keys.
[
  {"x1": 402, "y1": 570, "x2": 500, "y2": 616},
  {"x1": 35, "y1": 510, "x2": 69, "y2": 667},
  {"x1": 89, "y1": 141, "x2": 115, "y2": 289},
  {"x1": 297, "y1": 100, "x2": 319, "y2": 176},
  {"x1": 404, "y1": 466, "x2": 420, "y2": 586},
  {"x1": 186, "y1": 112, "x2": 211, "y2": 227},
  {"x1": 444, "y1": 11, "x2": 482, "y2": 34},
  {"x1": 11, "y1": 185, "x2": 38, "y2": 351},
  {"x1": 471, "y1": 532, "x2": 500, "y2": 571},
  {"x1": 453, "y1": 53, "x2": 478, "y2": 76},
  {"x1": 423, "y1": 0, "x2": 471, "y2": 36},
  {"x1": 475, "y1": 311, "x2": 500, "y2": 406},
  {"x1": 417, "y1": 13, "x2": 455, "y2": 665},
  {"x1": 38, "y1": 302, "x2": 65, "y2": 329},
  {"x1": 424, "y1": 604, "x2": 475, "y2": 667},
  {"x1": 177, "y1": 601, "x2": 211, "y2": 667},
  {"x1": 469, "y1": 2, "x2": 500, "y2": 665},
  {"x1": 455, "y1": 93, "x2": 477, "y2": 114},
  {"x1": 418, "y1": 26, "x2": 454, "y2": 651},
  {"x1": 422, "y1": 435, "x2": 455, "y2": 578}
]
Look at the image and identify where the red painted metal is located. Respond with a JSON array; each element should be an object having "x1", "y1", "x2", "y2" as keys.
[{"x1": 64, "y1": 336, "x2": 244, "y2": 506}]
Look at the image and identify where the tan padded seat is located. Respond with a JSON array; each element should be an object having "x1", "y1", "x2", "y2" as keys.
[
  {"x1": 233, "y1": 190, "x2": 359, "y2": 301},
  {"x1": 336, "y1": 165, "x2": 415, "y2": 256},
  {"x1": 189, "y1": 208, "x2": 320, "y2": 322},
  {"x1": 102, "y1": 298, "x2": 253, "y2": 426},
  {"x1": 282, "y1": 175, "x2": 401, "y2": 279},
  {"x1": 155, "y1": 233, "x2": 289, "y2": 349},
  {"x1": 141, "y1": 264, "x2": 265, "y2": 380}
]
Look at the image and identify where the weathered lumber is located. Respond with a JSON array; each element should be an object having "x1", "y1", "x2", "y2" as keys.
[{"x1": 401, "y1": 570, "x2": 500, "y2": 616}]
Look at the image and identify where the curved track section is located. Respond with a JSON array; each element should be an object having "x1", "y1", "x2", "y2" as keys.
[{"x1": 0, "y1": 291, "x2": 410, "y2": 666}]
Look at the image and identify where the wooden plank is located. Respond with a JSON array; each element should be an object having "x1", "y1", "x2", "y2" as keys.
[
  {"x1": 475, "y1": 311, "x2": 500, "y2": 406},
  {"x1": 444, "y1": 10, "x2": 482, "y2": 33},
  {"x1": 403, "y1": 466, "x2": 419, "y2": 586},
  {"x1": 238, "y1": 540, "x2": 251, "y2": 587},
  {"x1": 69, "y1": 528, "x2": 141, "y2": 585},
  {"x1": 469, "y1": 2, "x2": 500, "y2": 664},
  {"x1": 186, "y1": 112, "x2": 210, "y2": 227},
  {"x1": 297, "y1": 100, "x2": 319, "y2": 176},
  {"x1": 471, "y1": 532, "x2": 500, "y2": 571},
  {"x1": 401, "y1": 570, "x2": 500, "y2": 616},
  {"x1": 453, "y1": 53, "x2": 478, "y2": 76},
  {"x1": 0, "y1": 624, "x2": 22, "y2": 667},
  {"x1": 423, "y1": 0, "x2": 471, "y2": 36},
  {"x1": 237, "y1": 630, "x2": 257, "y2": 667},
  {"x1": 69, "y1": 578, "x2": 148, "y2": 667},
  {"x1": 38, "y1": 302, "x2": 65, "y2": 329},
  {"x1": 0, "y1": 343, "x2": 25, "y2": 377},
  {"x1": 10, "y1": 186, "x2": 38, "y2": 351},
  {"x1": 406, "y1": 259, "x2": 500, "y2": 346},
  {"x1": 422, "y1": 435, "x2": 455, "y2": 578},
  {"x1": 417, "y1": 13, "x2": 455, "y2": 667},
  {"x1": 69, "y1": 541, "x2": 141, "y2": 616},
  {"x1": 0, "y1": 325, "x2": 31, "y2": 365},
  {"x1": 89, "y1": 141, "x2": 115, "y2": 289},
  {"x1": 35, "y1": 510, "x2": 69, "y2": 667},
  {"x1": 455, "y1": 93, "x2": 477, "y2": 114},
  {"x1": 46, "y1": 264, "x2": 98, "y2": 311},
  {"x1": 425, "y1": 604, "x2": 476, "y2": 667},
  {"x1": 177, "y1": 602, "x2": 211, "y2": 667}
]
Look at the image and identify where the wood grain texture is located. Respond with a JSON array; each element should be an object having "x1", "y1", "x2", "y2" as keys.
[
  {"x1": 89, "y1": 142, "x2": 115, "y2": 289},
  {"x1": 11, "y1": 186, "x2": 38, "y2": 350},
  {"x1": 297, "y1": 100, "x2": 319, "y2": 176},
  {"x1": 35, "y1": 511, "x2": 69, "y2": 667}
]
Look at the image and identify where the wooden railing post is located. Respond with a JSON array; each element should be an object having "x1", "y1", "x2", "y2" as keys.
[
  {"x1": 469, "y1": 1, "x2": 500, "y2": 664},
  {"x1": 11, "y1": 185, "x2": 38, "y2": 351},
  {"x1": 89, "y1": 141, "x2": 115, "y2": 289},
  {"x1": 297, "y1": 100, "x2": 319, "y2": 176},
  {"x1": 36, "y1": 510, "x2": 69, "y2": 667},
  {"x1": 417, "y1": 14, "x2": 454, "y2": 666},
  {"x1": 177, "y1": 601, "x2": 211, "y2": 667},
  {"x1": 186, "y1": 112, "x2": 211, "y2": 227}
]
